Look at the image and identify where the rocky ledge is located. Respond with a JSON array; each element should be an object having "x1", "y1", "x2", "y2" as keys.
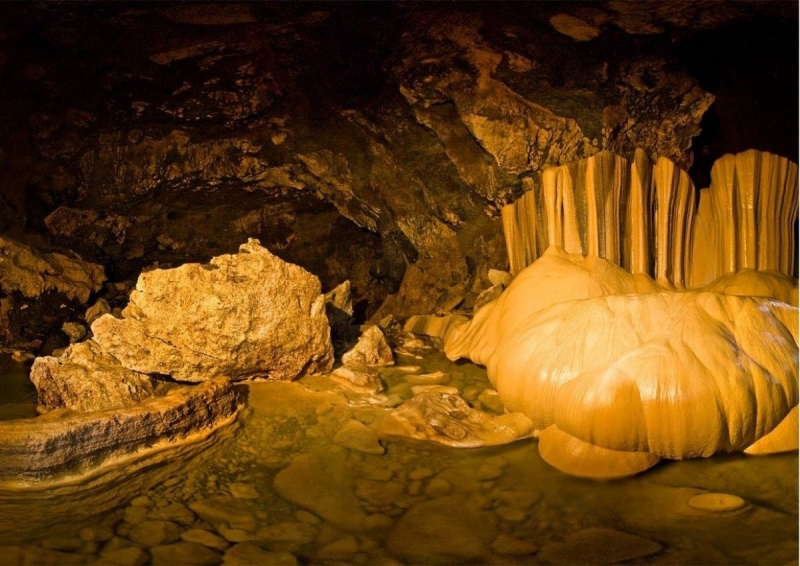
[{"x1": 0, "y1": 378, "x2": 242, "y2": 483}]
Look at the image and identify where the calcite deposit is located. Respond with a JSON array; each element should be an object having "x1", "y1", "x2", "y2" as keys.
[{"x1": 443, "y1": 247, "x2": 798, "y2": 477}]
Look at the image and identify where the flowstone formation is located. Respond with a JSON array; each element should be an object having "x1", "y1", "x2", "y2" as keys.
[
  {"x1": 444, "y1": 248, "x2": 798, "y2": 478},
  {"x1": 429, "y1": 149, "x2": 800, "y2": 478}
]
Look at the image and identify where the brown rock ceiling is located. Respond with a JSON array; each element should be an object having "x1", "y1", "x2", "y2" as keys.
[{"x1": 0, "y1": 1, "x2": 796, "y2": 326}]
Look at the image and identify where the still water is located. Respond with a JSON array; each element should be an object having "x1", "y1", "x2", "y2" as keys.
[{"x1": 0, "y1": 351, "x2": 796, "y2": 565}]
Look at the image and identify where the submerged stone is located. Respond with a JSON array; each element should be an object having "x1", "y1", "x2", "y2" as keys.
[
  {"x1": 386, "y1": 496, "x2": 497, "y2": 564},
  {"x1": 538, "y1": 528, "x2": 662, "y2": 565},
  {"x1": 273, "y1": 452, "x2": 367, "y2": 531}
]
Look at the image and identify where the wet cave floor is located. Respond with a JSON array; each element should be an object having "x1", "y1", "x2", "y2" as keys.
[{"x1": 0, "y1": 350, "x2": 797, "y2": 565}]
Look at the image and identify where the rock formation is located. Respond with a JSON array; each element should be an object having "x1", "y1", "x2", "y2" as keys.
[
  {"x1": 341, "y1": 326, "x2": 394, "y2": 367},
  {"x1": 0, "y1": 236, "x2": 104, "y2": 303},
  {"x1": 0, "y1": 236, "x2": 105, "y2": 349},
  {"x1": 0, "y1": 378, "x2": 240, "y2": 481},
  {"x1": 0, "y1": 2, "x2": 733, "y2": 319},
  {"x1": 502, "y1": 149, "x2": 696, "y2": 287},
  {"x1": 443, "y1": 248, "x2": 798, "y2": 478},
  {"x1": 30, "y1": 340, "x2": 157, "y2": 412},
  {"x1": 30, "y1": 240, "x2": 333, "y2": 414},
  {"x1": 503, "y1": 149, "x2": 798, "y2": 291},
  {"x1": 375, "y1": 388, "x2": 534, "y2": 448},
  {"x1": 690, "y1": 150, "x2": 799, "y2": 287},
  {"x1": 91, "y1": 239, "x2": 333, "y2": 382}
]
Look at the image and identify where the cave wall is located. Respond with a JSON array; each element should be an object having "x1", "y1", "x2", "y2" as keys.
[{"x1": 0, "y1": 1, "x2": 796, "y2": 320}]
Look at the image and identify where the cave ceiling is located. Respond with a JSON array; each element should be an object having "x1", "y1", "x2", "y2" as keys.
[{"x1": 0, "y1": 0, "x2": 796, "y2": 320}]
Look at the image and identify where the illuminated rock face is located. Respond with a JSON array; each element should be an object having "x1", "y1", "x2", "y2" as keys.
[
  {"x1": 444, "y1": 248, "x2": 798, "y2": 478},
  {"x1": 91, "y1": 239, "x2": 334, "y2": 382},
  {"x1": 31, "y1": 239, "x2": 334, "y2": 412}
]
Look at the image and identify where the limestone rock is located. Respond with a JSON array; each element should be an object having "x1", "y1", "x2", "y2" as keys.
[
  {"x1": 538, "y1": 528, "x2": 662, "y2": 565},
  {"x1": 329, "y1": 364, "x2": 384, "y2": 395},
  {"x1": 448, "y1": 253, "x2": 797, "y2": 476},
  {"x1": 501, "y1": 150, "x2": 696, "y2": 287},
  {"x1": 85, "y1": 298, "x2": 111, "y2": 324},
  {"x1": 342, "y1": 325, "x2": 393, "y2": 367},
  {"x1": 744, "y1": 405, "x2": 799, "y2": 455},
  {"x1": 487, "y1": 269, "x2": 512, "y2": 288},
  {"x1": 91, "y1": 239, "x2": 333, "y2": 382},
  {"x1": 690, "y1": 150, "x2": 799, "y2": 287},
  {"x1": 0, "y1": 236, "x2": 104, "y2": 303},
  {"x1": 324, "y1": 280, "x2": 353, "y2": 316},
  {"x1": 0, "y1": 378, "x2": 242, "y2": 481},
  {"x1": 489, "y1": 292, "x2": 797, "y2": 461},
  {"x1": 375, "y1": 389, "x2": 533, "y2": 448},
  {"x1": 61, "y1": 322, "x2": 86, "y2": 343},
  {"x1": 446, "y1": 246, "x2": 661, "y2": 366},
  {"x1": 386, "y1": 496, "x2": 497, "y2": 564},
  {"x1": 688, "y1": 493, "x2": 747, "y2": 513},
  {"x1": 30, "y1": 340, "x2": 157, "y2": 412}
]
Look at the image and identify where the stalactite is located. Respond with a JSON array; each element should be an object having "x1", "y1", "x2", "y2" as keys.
[
  {"x1": 502, "y1": 149, "x2": 796, "y2": 289},
  {"x1": 652, "y1": 157, "x2": 695, "y2": 288},
  {"x1": 689, "y1": 150, "x2": 799, "y2": 287},
  {"x1": 503, "y1": 150, "x2": 694, "y2": 287}
]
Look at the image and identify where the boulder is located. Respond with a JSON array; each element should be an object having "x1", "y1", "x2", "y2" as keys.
[
  {"x1": 341, "y1": 325, "x2": 393, "y2": 367},
  {"x1": 30, "y1": 340, "x2": 157, "y2": 412},
  {"x1": 91, "y1": 239, "x2": 333, "y2": 382},
  {"x1": 329, "y1": 364, "x2": 384, "y2": 396}
]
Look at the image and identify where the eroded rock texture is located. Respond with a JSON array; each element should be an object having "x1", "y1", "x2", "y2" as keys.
[
  {"x1": 0, "y1": 236, "x2": 104, "y2": 348},
  {"x1": 0, "y1": 1, "x2": 746, "y2": 318},
  {"x1": 0, "y1": 378, "x2": 241, "y2": 481},
  {"x1": 30, "y1": 240, "x2": 333, "y2": 412},
  {"x1": 89, "y1": 239, "x2": 333, "y2": 383}
]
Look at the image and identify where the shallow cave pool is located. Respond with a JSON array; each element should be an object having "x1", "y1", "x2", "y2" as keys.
[{"x1": 0, "y1": 349, "x2": 796, "y2": 565}]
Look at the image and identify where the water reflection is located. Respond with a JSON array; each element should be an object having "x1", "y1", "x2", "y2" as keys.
[{"x1": 0, "y1": 350, "x2": 795, "y2": 565}]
